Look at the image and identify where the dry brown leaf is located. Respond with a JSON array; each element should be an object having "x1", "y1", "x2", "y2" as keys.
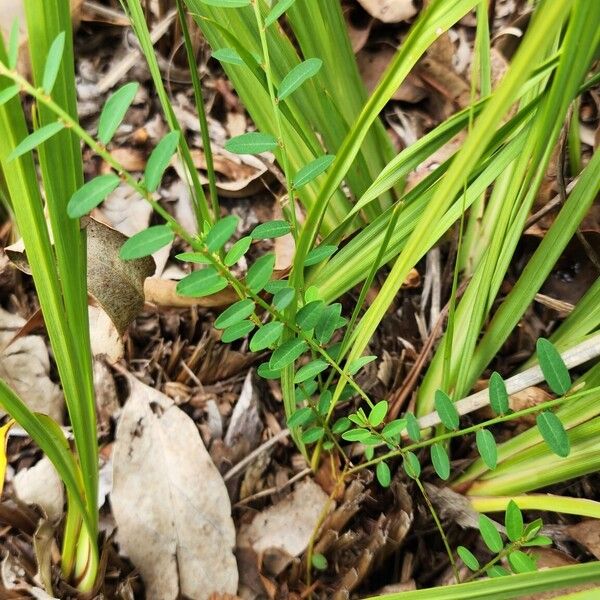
[
  {"x1": 357, "y1": 48, "x2": 428, "y2": 103},
  {"x1": 567, "y1": 520, "x2": 600, "y2": 560},
  {"x1": 237, "y1": 479, "x2": 329, "y2": 560},
  {"x1": 356, "y1": 0, "x2": 417, "y2": 23},
  {"x1": 111, "y1": 374, "x2": 238, "y2": 600},
  {"x1": 0, "y1": 308, "x2": 63, "y2": 422}
]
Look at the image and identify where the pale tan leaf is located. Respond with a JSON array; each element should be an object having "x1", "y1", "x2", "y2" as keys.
[{"x1": 111, "y1": 375, "x2": 238, "y2": 600}]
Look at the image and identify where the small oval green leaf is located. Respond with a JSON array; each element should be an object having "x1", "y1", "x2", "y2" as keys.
[
  {"x1": 212, "y1": 47, "x2": 244, "y2": 65},
  {"x1": 368, "y1": 400, "x2": 388, "y2": 428},
  {"x1": 250, "y1": 321, "x2": 284, "y2": 352},
  {"x1": 478, "y1": 514, "x2": 503, "y2": 553},
  {"x1": 42, "y1": 32, "x2": 65, "y2": 94},
  {"x1": 246, "y1": 253, "x2": 275, "y2": 293},
  {"x1": 224, "y1": 236, "x2": 251, "y2": 266},
  {"x1": 296, "y1": 300, "x2": 325, "y2": 330},
  {"x1": 406, "y1": 412, "x2": 421, "y2": 442},
  {"x1": 294, "y1": 360, "x2": 328, "y2": 384},
  {"x1": 457, "y1": 546, "x2": 480, "y2": 571},
  {"x1": 430, "y1": 443, "x2": 450, "y2": 480},
  {"x1": 376, "y1": 461, "x2": 391, "y2": 487},
  {"x1": 67, "y1": 174, "x2": 120, "y2": 218},
  {"x1": 145, "y1": 131, "x2": 180, "y2": 192},
  {"x1": 251, "y1": 220, "x2": 291, "y2": 240},
  {"x1": 292, "y1": 155, "x2": 335, "y2": 189},
  {"x1": 265, "y1": 0, "x2": 297, "y2": 26},
  {"x1": 221, "y1": 319, "x2": 255, "y2": 343},
  {"x1": 537, "y1": 338, "x2": 571, "y2": 395},
  {"x1": 272, "y1": 286, "x2": 295, "y2": 310},
  {"x1": 435, "y1": 389, "x2": 460, "y2": 430},
  {"x1": 403, "y1": 451, "x2": 421, "y2": 479},
  {"x1": 476, "y1": 428, "x2": 497, "y2": 470},
  {"x1": 269, "y1": 338, "x2": 307, "y2": 370},
  {"x1": 301, "y1": 426, "x2": 324, "y2": 444},
  {"x1": 225, "y1": 132, "x2": 278, "y2": 155},
  {"x1": 536, "y1": 410, "x2": 570, "y2": 457},
  {"x1": 278, "y1": 58, "x2": 322, "y2": 101},
  {"x1": 119, "y1": 225, "x2": 173, "y2": 260},
  {"x1": 348, "y1": 355, "x2": 377, "y2": 376},
  {"x1": 206, "y1": 215, "x2": 239, "y2": 252},
  {"x1": 315, "y1": 303, "x2": 342, "y2": 344},
  {"x1": 176, "y1": 267, "x2": 228, "y2": 297},
  {"x1": 287, "y1": 407, "x2": 314, "y2": 428},
  {"x1": 304, "y1": 245, "x2": 337, "y2": 267},
  {"x1": 8, "y1": 121, "x2": 65, "y2": 161},
  {"x1": 489, "y1": 371, "x2": 509, "y2": 415},
  {"x1": 505, "y1": 500, "x2": 524, "y2": 542},
  {"x1": 98, "y1": 82, "x2": 139, "y2": 145},
  {"x1": 508, "y1": 550, "x2": 537, "y2": 574},
  {"x1": 214, "y1": 299, "x2": 255, "y2": 329}
]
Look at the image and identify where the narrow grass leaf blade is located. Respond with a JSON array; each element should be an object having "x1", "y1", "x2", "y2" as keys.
[
  {"x1": 119, "y1": 225, "x2": 174, "y2": 259},
  {"x1": 435, "y1": 389, "x2": 460, "y2": 430},
  {"x1": 177, "y1": 267, "x2": 228, "y2": 297},
  {"x1": 537, "y1": 338, "x2": 571, "y2": 395},
  {"x1": 505, "y1": 500, "x2": 524, "y2": 542},
  {"x1": 270, "y1": 338, "x2": 307, "y2": 370},
  {"x1": 199, "y1": 0, "x2": 250, "y2": 6},
  {"x1": 251, "y1": 220, "x2": 291, "y2": 239},
  {"x1": 67, "y1": 174, "x2": 120, "y2": 218},
  {"x1": 293, "y1": 155, "x2": 335, "y2": 189},
  {"x1": 476, "y1": 428, "x2": 497, "y2": 470},
  {"x1": 250, "y1": 321, "x2": 284, "y2": 352},
  {"x1": 225, "y1": 132, "x2": 277, "y2": 154},
  {"x1": 0, "y1": 419, "x2": 15, "y2": 495},
  {"x1": 431, "y1": 442, "x2": 450, "y2": 480},
  {"x1": 214, "y1": 299, "x2": 255, "y2": 329},
  {"x1": 479, "y1": 514, "x2": 503, "y2": 553},
  {"x1": 278, "y1": 58, "x2": 322, "y2": 101},
  {"x1": 42, "y1": 32, "x2": 65, "y2": 93},
  {"x1": 7, "y1": 121, "x2": 64, "y2": 161},
  {"x1": 206, "y1": 214, "x2": 238, "y2": 251},
  {"x1": 489, "y1": 371, "x2": 509, "y2": 415},
  {"x1": 8, "y1": 19, "x2": 19, "y2": 69},
  {"x1": 265, "y1": 0, "x2": 297, "y2": 26},
  {"x1": 98, "y1": 82, "x2": 139, "y2": 145},
  {"x1": 0, "y1": 85, "x2": 20, "y2": 106},
  {"x1": 145, "y1": 131, "x2": 180, "y2": 192},
  {"x1": 293, "y1": 359, "x2": 328, "y2": 383},
  {"x1": 536, "y1": 411, "x2": 570, "y2": 457}
]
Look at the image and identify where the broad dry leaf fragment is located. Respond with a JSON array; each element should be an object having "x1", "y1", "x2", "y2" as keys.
[
  {"x1": 0, "y1": 308, "x2": 63, "y2": 422},
  {"x1": 356, "y1": 0, "x2": 417, "y2": 23},
  {"x1": 238, "y1": 479, "x2": 329, "y2": 558},
  {"x1": 111, "y1": 375, "x2": 238, "y2": 600}
]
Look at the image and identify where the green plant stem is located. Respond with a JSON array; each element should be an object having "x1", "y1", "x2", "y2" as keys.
[
  {"x1": 251, "y1": 0, "x2": 298, "y2": 238},
  {"x1": 175, "y1": 0, "x2": 219, "y2": 217},
  {"x1": 415, "y1": 477, "x2": 460, "y2": 583}
]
